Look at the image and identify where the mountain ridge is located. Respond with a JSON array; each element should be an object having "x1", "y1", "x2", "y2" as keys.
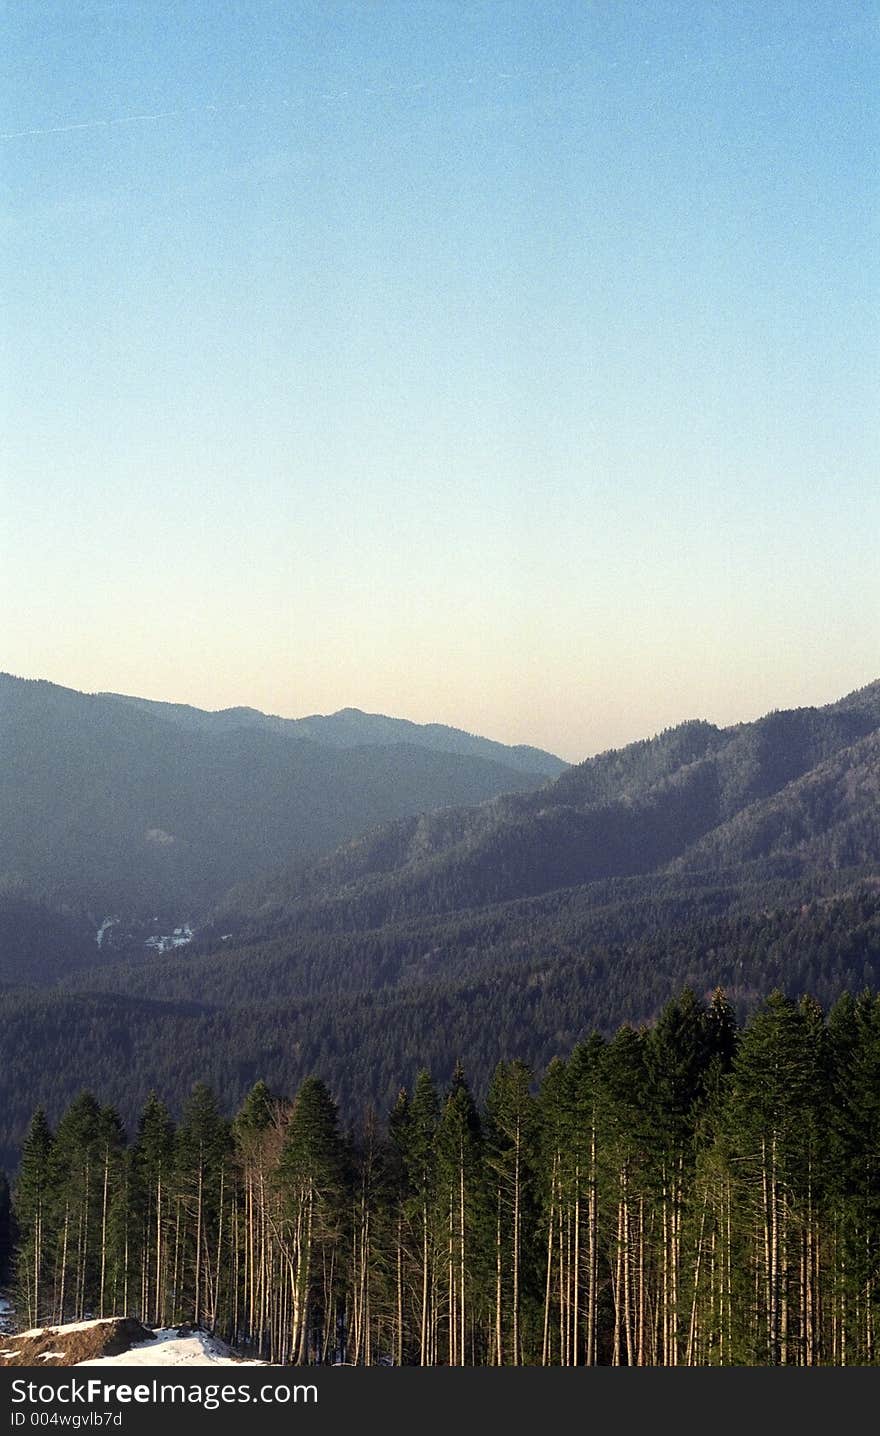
[
  {"x1": 95, "y1": 686, "x2": 565, "y2": 775},
  {"x1": 2, "y1": 676, "x2": 879, "y2": 1167},
  {"x1": 0, "y1": 672, "x2": 563, "y2": 915},
  {"x1": 212, "y1": 681, "x2": 880, "y2": 934}
]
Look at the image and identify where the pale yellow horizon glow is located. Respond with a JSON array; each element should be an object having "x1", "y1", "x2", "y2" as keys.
[{"x1": 4, "y1": 643, "x2": 876, "y2": 766}]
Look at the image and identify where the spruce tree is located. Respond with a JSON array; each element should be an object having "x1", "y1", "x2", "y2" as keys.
[
  {"x1": 0, "y1": 1169, "x2": 13, "y2": 1287},
  {"x1": 278, "y1": 1076, "x2": 346, "y2": 1363},
  {"x1": 95, "y1": 1106, "x2": 126, "y2": 1318},
  {"x1": 176, "y1": 1084, "x2": 229, "y2": 1328},
  {"x1": 827, "y1": 990, "x2": 880, "y2": 1364},
  {"x1": 391, "y1": 1071, "x2": 439, "y2": 1365},
  {"x1": 485, "y1": 1060, "x2": 536, "y2": 1365},
  {"x1": 134, "y1": 1093, "x2": 176, "y2": 1327},
  {"x1": 728, "y1": 992, "x2": 822, "y2": 1363},
  {"x1": 437, "y1": 1063, "x2": 484, "y2": 1365},
  {"x1": 51, "y1": 1092, "x2": 103, "y2": 1322},
  {"x1": 232, "y1": 1081, "x2": 280, "y2": 1355},
  {"x1": 600, "y1": 1028, "x2": 649, "y2": 1365},
  {"x1": 569, "y1": 1033, "x2": 607, "y2": 1365},
  {"x1": 12, "y1": 1108, "x2": 54, "y2": 1327}
]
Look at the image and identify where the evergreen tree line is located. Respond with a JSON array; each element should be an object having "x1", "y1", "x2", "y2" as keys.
[{"x1": 6, "y1": 988, "x2": 880, "y2": 1365}]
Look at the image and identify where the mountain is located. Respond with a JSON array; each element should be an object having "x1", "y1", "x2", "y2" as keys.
[
  {"x1": 2, "y1": 678, "x2": 879, "y2": 1169},
  {"x1": 209, "y1": 682, "x2": 880, "y2": 935},
  {"x1": 100, "y1": 690, "x2": 565, "y2": 777},
  {"x1": 0, "y1": 674, "x2": 563, "y2": 916},
  {"x1": 0, "y1": 886, "x2": 98, "y2": 986}
]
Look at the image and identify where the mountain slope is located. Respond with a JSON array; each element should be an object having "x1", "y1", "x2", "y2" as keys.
[
  {"x1": 2, "y1": 679, "x2": 879, "y2": 1168},
  {"x1": 0, "y1": 889, "x2": 98, "y2": 986},
  {"x1": 4, "y1": 879, "x2": 880, "y2": 1171},
  {"x1": 0, "y1": 674, "x2": 561, "y2": 914},
  {"x1": 99, "y1": 690, "x2": 565, "y2": 776},
  {"x1": 675, "y1": 728, "x2": 880, "y2": 875},
  {"x1": 215, "y1": 685, "x2": 880, "y2": 934}
]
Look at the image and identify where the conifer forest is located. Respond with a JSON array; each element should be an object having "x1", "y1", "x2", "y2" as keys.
[{"x1": 7, "y1": 989, "x2": 880, "y2": 1366}]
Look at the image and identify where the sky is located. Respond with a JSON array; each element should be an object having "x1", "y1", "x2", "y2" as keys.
[{"x1": 1, "y1": 1, "x2": 877, "y2": 762}]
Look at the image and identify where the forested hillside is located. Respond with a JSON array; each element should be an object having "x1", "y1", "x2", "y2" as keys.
[
  {"x1": 210, "y1": 682, "x2": 880, "y2": 935},
  {"x1": 0, "y1": 674, "x2": 560, "y2": 914},
  {"x1": 6, "y1": 990, "x2": 880, "y2": 1365},
  {"x1": 101, "y1": 689, "x2": 565, "y2": 776},
  {"x1": 2, "y1": 880, "x2": 879, "y2": 1173},
  {"x1": 1, "y1": 680, "x2": 879, "y2": 1170}
]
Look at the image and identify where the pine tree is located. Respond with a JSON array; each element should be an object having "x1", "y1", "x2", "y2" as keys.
[
  {"x1": 645, "y1": 991, "x2": 713, "y2": 1366},
  {"x1": 0, "y1": 1169, "x2": 14, "y2": 1287},
  {"x1": 728, "y1": 992, "x2": 822, "y2": 1363},
  {"x1": 4, "y1": 987, "x2": 879, "y2": 1365},
  {"x1": 387, "y1": 1088, "x2": 411, "y2": 1366},
  {"x1": 277, "y1": 1076, "x2": 346, "y2": 1363},
  {"x1": 569, "y1": 1033, "x2": 606, "y2": 1365},
  {"x1": 348, "y1": 1106, "x2": 393, "y2": 1366},
  {"x1": 12, "y1": 1109, "x2": 54, "y2": 1328},
  {"x1": 828, "y1": 991, "x2": 880, "y2": 1364},
  {"x1": 537, "y1": 1057, "x2": 574, "y2": 1366},
  {"x1": 95, "y1": 1106, "x2": 126, "y2": 1318},
  {"x1": 232, "y1": 1080, "x2": 281, "y2": 1354},
  {"x1": 485, "y1": 1060, "x2": 536, "y2": 1365},
  {"x1": 391, "y1": 1071, "x2": 440, "y2": 1365},
  {"x1": 134, "y1": 1093, "x2": 175, "y2": 1327},
  {"x1": 600, "y1": 1028, "x2": 649, "y2": 1366},
  {"x1": 176, "y1": 1084, "x2": 229, "y2": 1328},
  {"x1": 51, "y1": 1092, "x2": 103, "y2": 1322},
  {"x1": 436, "y1": 1063, "x2": 484, "y2": 1366}
]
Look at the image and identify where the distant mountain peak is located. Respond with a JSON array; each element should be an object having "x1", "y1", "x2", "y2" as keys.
[
  {"x1": 93, "y1": 688, "x2": 566, "y2": 776},
  {"x1": 0, "y1": 674, "x2": 565, "y2": 913}
]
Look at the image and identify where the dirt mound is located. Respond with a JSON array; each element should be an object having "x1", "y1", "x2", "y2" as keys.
[{"x1": 0, "y1": 1317, "x2": 155, "y2": 1367}]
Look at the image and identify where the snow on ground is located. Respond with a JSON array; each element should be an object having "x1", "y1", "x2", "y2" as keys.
[
  {"x1": 78, "y1": 1328, "x2": 267, "y2": 1366},
  {"x1": 15, "y1": 1318, "x2": 113, "y2": 1341},
  {"x1": 96, "y1": 917, "x2": 118, "y2": 949},
  {"x1": 1, "y1": 1310, "x2": 267, "y2": 1367},
  {"x1": 145, "y1": 924, "x2": 195, "y2": 954}
]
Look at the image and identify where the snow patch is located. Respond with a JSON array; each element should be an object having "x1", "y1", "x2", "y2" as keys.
[
  {"x1": 16, "y1": 1318, "x2": 111, "y2": 1341},
  {"x1": 145, "y1": 923, "x2": 194, "y2": 954},
  {"x1": 96, "y1": 917, "x2": 118, "y2": 949},
  {"x1": 78, "y1": 1327, "x2": 267, "y2": 1366}
]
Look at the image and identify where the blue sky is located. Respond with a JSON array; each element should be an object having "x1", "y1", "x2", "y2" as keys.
[{"x1": 2, "y1": 1, "x2": 877, "y2": 759}]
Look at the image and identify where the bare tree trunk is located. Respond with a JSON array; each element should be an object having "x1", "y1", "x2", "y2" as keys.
[
  {"x1": 194, "y1": 1157, "x2": 204, "y2": 1326},
  {"x1": 459, "y1": 1154, "x2": 466, "y2": 1366},
  {"x1": 100, "y1": 1151, "x2": 110, "y2": 1318},
  {"x1": 542, "y1": 1156, "x2": 556, "y2": 1365},
  {"x1": 213, "y1": 1167, "x2": 225, "y2": 1331},
  {"x1": 495, "y1": 1190, "x2": 503, "y2": 1366},
  {"x1": 420, "y1": 1195, "x2": 429, "y2": 1366},
  {"x1": 58, "y1": 1202, "x2": 70, "y2": 1324},
  {"x1": 573, "y1": 1172, "x2": 580, "y2": 1367},
  {"x1": 512, "y1": 1116, "x2": 521, "y2": 1366},
  {"x1": 154, "y1": 1173, "x2": 163, "y2": 1327},
  {"x1": 396, "y1": 1213, "x2": 403, "y2": 1367},
  {"x1": 686, "y1": 1189, "x2": 708, "y2": 1365}
]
